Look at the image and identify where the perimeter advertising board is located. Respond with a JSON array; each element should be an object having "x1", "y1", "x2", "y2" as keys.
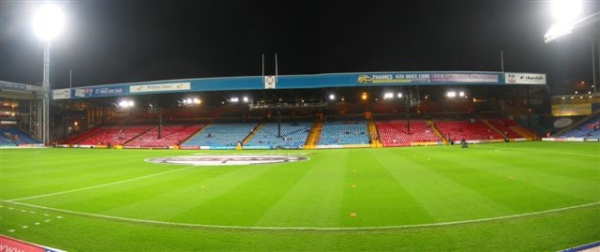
[
  {"x1": 505, "y1": 73, "x2": 546, "y2": 85},
  {"x1": 0, "y1": 235, "x2": 64, "y2": 252}
]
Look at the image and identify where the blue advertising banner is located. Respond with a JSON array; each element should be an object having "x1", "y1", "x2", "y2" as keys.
[
  {"x1": 0, "y1": 80, "x2": 47, "y2": 93},
  {"x1": 73, "y1": 86, "x2": 127, "y2": 98},
  {"x1": 355, "y1": 72, "x2": 500, "y2": 85}
]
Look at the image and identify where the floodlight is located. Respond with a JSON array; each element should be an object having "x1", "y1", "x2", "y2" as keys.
[
  {"x1": 33, "y1": 4, "x2": 66, "y2": 144},
  {"x1": 33, "y1": 4, "x2": 65, "y2": 42},
  {"x1": 447, "y1": 91, "x2": 457, "y2": 98},
  {"x1": 544, "y1": 22, "x2": 573, "y2": 43},
  {"x1": 329, "y1": 94, "x2": 335, "y2": 101},
  {"x1": 551, "y1": 0, "x2": 581, "y2": 22},
  {"x1": 383, "y1": 92, "x2": 394, "y2": 99},
  {"x1": 397, "y1": 93, "x2": 403, "y2": 98},
  {"x1": 242, "y1": 96, "x2": 249, "y2": 103},
  {"x1": 118, "y1": 100, "x2": 134, "y2": 108}
]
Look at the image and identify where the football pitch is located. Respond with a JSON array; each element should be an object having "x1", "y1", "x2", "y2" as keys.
[{"x1": 1, "y1": 142, "x2": 599, "y2": 251}]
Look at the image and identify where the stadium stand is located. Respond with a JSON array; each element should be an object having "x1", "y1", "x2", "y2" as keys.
[
  {"x1": 245, "y1": 120, "x2": 312, "y2": 149},
  {"x1": 77, "y1": 125, "x2": 153, "y2": 146},
  {"x1": 434, "y1": 119, "x2": 503, "y2": 142},
  {"x1": 486, "y1": 119, "x2": 521, "y2": 139},
  {"x1": 125, "y1": 124, "x2": 204, "y2": 148},
  {"x1": 181, "y1": 121, "x2": 257, "y2": 149},
  {"x1": 375, "y1": 120, "x2": 441, "y2": 146},
  {"x1": 0, "y1": 134, "x2": 15, "y2": 146},
  {"x1": 61, "y1": 127, "x2": 104, "y2": 145},
  {"x1": 0, "y1": 128, "x2": 41, "y2": 145},
  {"x1": 318, "y1": 117, "x2": 370, "y2": 145},
  {"x1": 559, "y1": 114, "x2": 600, "y2": 139}
]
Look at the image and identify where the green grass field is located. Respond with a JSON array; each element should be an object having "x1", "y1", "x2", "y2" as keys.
[{"x1": 1, "y1": 142, "x2": 599, "y2": 251}]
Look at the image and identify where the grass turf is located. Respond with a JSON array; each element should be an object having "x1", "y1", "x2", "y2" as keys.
[{"x1": 1, "y1": 142, "x2": 599, "y2": 251}]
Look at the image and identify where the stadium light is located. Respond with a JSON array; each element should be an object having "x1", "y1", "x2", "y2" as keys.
[
  {"x1": 383, "y1": 92, "x2": 394, "y2": 100},
  {"x1": 329, "y1": 94, "x2": 336, "y2": 101},
  {"x1": 446, "y1": 91, "x2": 457, "y2": 98},
  {"x1": 118, "y1": 100, "x2": 135, "y2": 108},
  {"x1": 544, "y1": 0, "x2": 583, "y2": 43},
  {"x1": 544, "y1": 23, "x2": 574, "y2": 43},
  {"x1": 544, "y1": 0, "x2": 599, "y2": 93},
  {"x1": 181, "y1": 97, "x2": 201, "y2": 105},
  {"x1": 33, "y1": 3, "x2": 65, "y2": 145},
  {"x1": 33, "y1": 4, "x2": 65, "y2": 42},
  {"x1": 361, "y1": 92, "x2": 368, "y2": 101},
  {"x1": 551, "y1": 0, "x2": 582, "y2": 22}
]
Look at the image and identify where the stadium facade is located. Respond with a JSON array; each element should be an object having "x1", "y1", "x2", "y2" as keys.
[{"x1": 1, "y1": 70, "x2": 598, "y2": 149}]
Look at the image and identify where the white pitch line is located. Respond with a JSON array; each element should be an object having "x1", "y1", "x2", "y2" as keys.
[
  {"x1": 2, "y1": 200, "x2": 598, "y2": 232},
  {"x1": 7, "y1": 166, "x2": 193, "y2": 202}
]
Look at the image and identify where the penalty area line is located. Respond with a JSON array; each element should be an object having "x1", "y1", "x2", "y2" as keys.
[
  {"x1": 2, "y1": 201, "x2": 598, "y2": 232},
  {"x1": 7, "y1": 166, "x2": 193, "y2": 202}
]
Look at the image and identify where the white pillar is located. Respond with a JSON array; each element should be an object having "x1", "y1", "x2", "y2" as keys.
[{"x1": 42, "y1": 42, "x2": 51, "y2": 144}]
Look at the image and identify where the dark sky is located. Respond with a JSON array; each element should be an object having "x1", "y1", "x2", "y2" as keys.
[{"x1": 1, "y1": 0, "x2": 599, "y2": 92}]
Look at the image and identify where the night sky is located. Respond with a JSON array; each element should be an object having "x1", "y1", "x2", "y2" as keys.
[{"x1": 1, "y1": 0, "x2": 599, "y2": 93}]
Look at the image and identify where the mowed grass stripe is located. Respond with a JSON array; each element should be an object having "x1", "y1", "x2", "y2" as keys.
[
  {"x1": 465, "y1": 144, "x2": 599, "y2": 202},
  {"x1": 1, "y1": 143, "x2": 598, "y2": 229},
  {"x1": 377, "y1": 147, "x2": 513, "y2": 222},
  {"x1": 1, "y1": 200, "x2": 597, "y2": 251},
  {"x1": 2, "y1": 149, "x2": 180, "y2": 199},
  {"x1": 169, "y1": 158, "x2": 319, "y2": 226},
  {"x1": 254, "y1": 150, "x2": 345, "y2": 227},
  {"x1": 477, "y1": 143, "x2": 599, "y2": 178},
  {"x1": 477, "y1": 142, "x2": 600, "y2": 159},
  {"x1": 462, "y1": 154, "x2": 599, "y2": 202},
  {"x1": 22, "y1": 163, "x2": 284, "y2": 223},
  {"x1": 338, "y1": 148, "x2": 436, "y2": 226},
  {"x1": 422, "y1": 146, "x2": 596, "y2": 212}
]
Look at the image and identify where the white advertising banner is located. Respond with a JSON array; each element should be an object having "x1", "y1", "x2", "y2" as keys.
[
  {"x1": 52, "y1": 88, "x2": 71, "y2": 100},
  {"x1": 505, "y1": 73, "x2": 546, "y2": 85},
  {"x1": 130, "y1": 82, "x2": 191, "y2": 93}
]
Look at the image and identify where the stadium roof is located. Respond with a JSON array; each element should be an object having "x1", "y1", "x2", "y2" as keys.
[{"x1": 50, "y1": 71, "x2": 546, "y2": 100}]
